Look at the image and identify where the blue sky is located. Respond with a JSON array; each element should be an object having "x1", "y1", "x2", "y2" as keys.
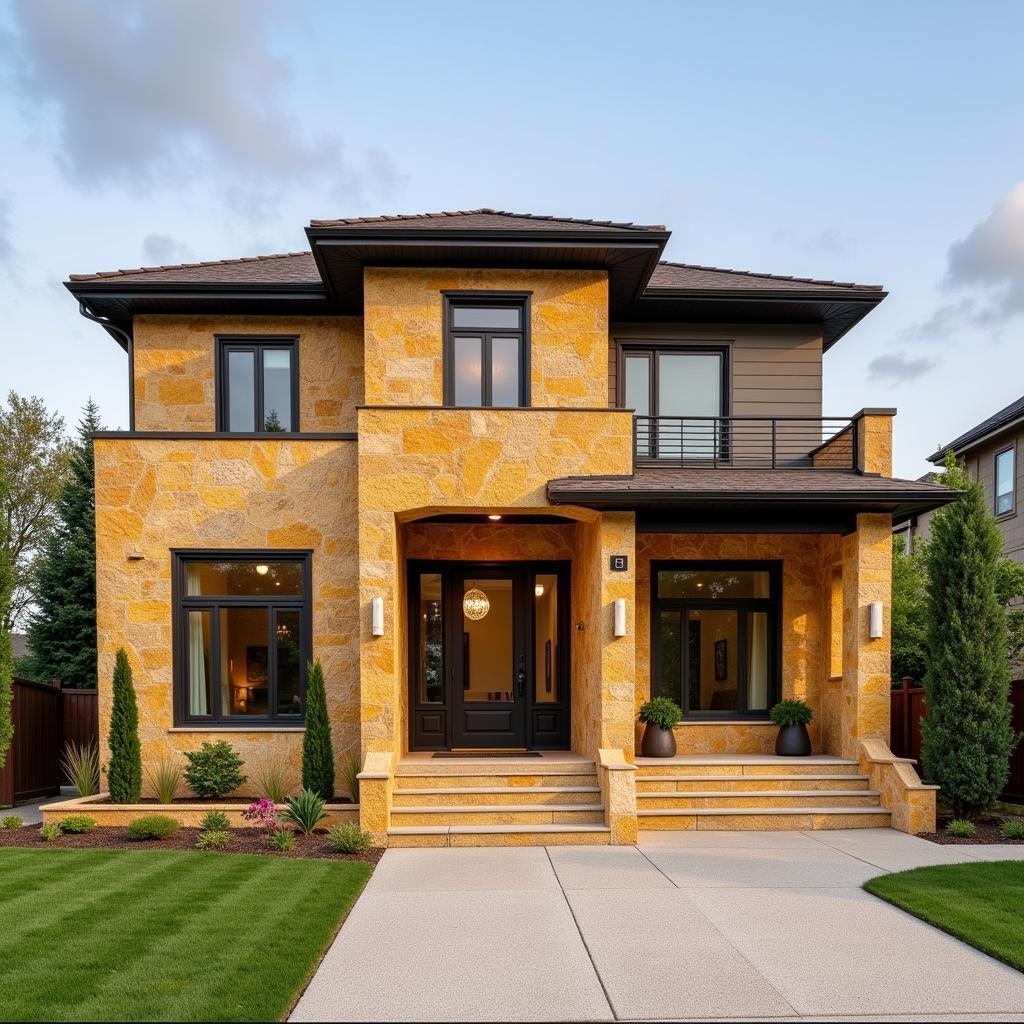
[{"x1": 1, "y1": 0, "x2": 1022, "y2": 476}]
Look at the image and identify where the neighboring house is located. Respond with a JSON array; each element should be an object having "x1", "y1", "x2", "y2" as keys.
[
  {"x1": 67, "y1": 208, "x2": 954, "y2": 844},
  {"x1": 902, "y1": 394, "x2": 1024, "y2": 559},
  {"x1": 10, "y1": 634, "x2": 27, "y2": 662}
]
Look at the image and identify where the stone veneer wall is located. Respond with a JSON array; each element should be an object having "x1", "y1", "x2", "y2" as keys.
[
  {"x1": 94, "y1": 437, "x2": 359, "y2": 794},
  {"x1": 362, "y1": 268, "x2": 609, "y2": 407},
  {"x1": 132, "y1": 315, "x2": 364, "y2": 432}
]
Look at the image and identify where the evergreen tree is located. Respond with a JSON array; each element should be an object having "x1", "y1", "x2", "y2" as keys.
[
  {"x1": 107, "y1": 647, "x2": 142, "y2": 803},
  {"x1": 922, "y1": 454, "x2": 1017, "y2": 817},
  {"x1": 891, "y1": 534, "x2": 929, "y2": 683},
  {"x1": 25, "y1": 401, "x2": 101, "y2": 686},
  {"x1": 302, "y1": 660, "x2": 334, "y2": 800},
  {"x1": 0, "y1": 469, "x2": 13, "y2": 768}
]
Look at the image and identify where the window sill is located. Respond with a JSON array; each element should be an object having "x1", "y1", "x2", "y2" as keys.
[{"x1": 168, "y1": 725, "x2": 305, "y2": 733}]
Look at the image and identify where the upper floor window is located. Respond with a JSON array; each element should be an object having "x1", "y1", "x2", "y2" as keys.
[
  {"x1": 218, "y1": 337, "x2": 298, "y2": 432},
  {"x1": 443, "y1": 295, "x2": 530, "y2": 408},
  {"x1": 996, "y1": 446, "x2": 1015, "y2": 515}
]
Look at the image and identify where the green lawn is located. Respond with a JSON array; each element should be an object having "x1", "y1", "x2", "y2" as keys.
[
  {"x1": 0, "y1": 848, "x2": 372, "y2": 1022},
  {"x1": 865, "y1": 860, "x2": 1024, "y2": 972}
]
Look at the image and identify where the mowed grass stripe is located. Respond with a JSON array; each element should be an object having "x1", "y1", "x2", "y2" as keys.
[{"x1": 0, "y1": 849, "x2": 372, "y2": 1022}]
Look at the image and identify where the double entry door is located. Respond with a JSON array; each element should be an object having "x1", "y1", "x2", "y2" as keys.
[{"x1": 408, "y1": 561, "x2": 570, "y2": 750}]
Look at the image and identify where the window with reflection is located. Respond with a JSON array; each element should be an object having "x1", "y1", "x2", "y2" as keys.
[
  {"x1": 176, "y1": 553, "x2": 310, "y2": 724},
  {"x1": 653, "y1": 563, "x2": 779, "y2": 717},
  {"x1": 219, "y1": 339, "x2": 297, "y2": 432},
  {"x1": 445, "y1": 298, "x2": 528, "y2": 407},
  {"x1": 996, "y1": 447, "x2": 1015, "y2": 516}
]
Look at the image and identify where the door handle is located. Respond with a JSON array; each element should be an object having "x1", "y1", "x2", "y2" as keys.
[{"x1": 517, "y1": 654, "x2": 526, "y2": 698}]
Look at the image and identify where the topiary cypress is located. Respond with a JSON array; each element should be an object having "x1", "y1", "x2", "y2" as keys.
[
  {"x1": 0, "y1": 469, "x2": 13, "y2": 769},
  {"x1": 922, "y1": 454, "x2": 1018, "y2": 818},
  {"x1": 302, "y1": 660, "x2": 334, "y2": 800},
  {"x1": 107, "y1": 647, "x2": 142, "y2": 803}
]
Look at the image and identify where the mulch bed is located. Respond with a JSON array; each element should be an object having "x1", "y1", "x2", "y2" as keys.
[
  {"x1": 0, "y1": 825, "x2": 382, "y2": 864},
  {"x1": 90, "y1": 796, "x2": 356, "y2": 805},
  {"x1": 919, "y1": 814, "x2": 1024, "y2": 845}
]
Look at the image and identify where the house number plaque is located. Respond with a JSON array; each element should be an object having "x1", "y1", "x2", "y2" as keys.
[{"x1": 609, "y1": 555, "x2": 628, "y2": 572}]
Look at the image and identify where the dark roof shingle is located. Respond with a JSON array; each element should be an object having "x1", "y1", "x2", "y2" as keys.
[
  {"x1": 648, "y1": 261, "x2": 883, "y2": 293},
  {"x1": 308, "y1": 208, "x2": 665, "y2": 232},
  {"x1": 67, "y1": 251, "x2": 320, "y2": 285},
  {"x1": 929, "y1": 394, "x2": 1024, "y2": 462}
]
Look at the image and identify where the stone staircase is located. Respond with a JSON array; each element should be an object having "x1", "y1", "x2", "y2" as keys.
[
  {"x1": 635, "y1": 754, "x2": 891, "y2": 831},
  {"x1": 388, "y1": 757, "x2": 610, "y2": 847}
]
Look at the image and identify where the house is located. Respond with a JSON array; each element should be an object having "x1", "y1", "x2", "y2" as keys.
[
  {"x1": 899, "y1": 394, "x2": 1024, "y2": 559},
  {"x1": 67, "y1": 209, "x2": 955, "y2": 845}
]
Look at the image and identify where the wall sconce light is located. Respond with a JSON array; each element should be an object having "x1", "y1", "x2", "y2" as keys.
[
  {"x1": 371, "y1": 596, "x2": 385, "y2": 637},
  {"x1": 613, "y1": 598, "x2": 627, "y2": 638},
  {"x1": 869, "y1": 601, "x2": 883, "y2": 639}
]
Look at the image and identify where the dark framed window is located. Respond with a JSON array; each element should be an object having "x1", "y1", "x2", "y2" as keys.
[
  {"x1": 995, "y1": 446, "x2": 1015, "y2": 516},
  {"x1": 651, "y1": 561, "x2": 781, "y2": 719},
  {"x1": 173, "y1": 551, "x2": 311, "y2": 725},
  {"x1": 443, "y1": 293, "x2": 530, "y2": 407},
  {"x1": 619, "y1": 344, "x2": 728, "y2": 459},
  {"x1": 216, "y1": 336, "x2": 299, "y2": 432}
]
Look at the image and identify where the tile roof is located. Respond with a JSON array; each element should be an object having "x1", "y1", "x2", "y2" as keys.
[
  {"x1": 929, "y1": 393, "x2": 1024, "y2": 462},
  {"x1": 67, "y1": 251, "x2": 320, "y2": 285},
  {"x1": 649, "y1": 261, "x2": 883, "y2": 293},
  {"x1": 308, "y1": 208, "x2": 665, "y2": 232}
]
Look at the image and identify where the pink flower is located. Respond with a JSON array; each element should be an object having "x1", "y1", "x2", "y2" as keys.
[{"x1": 242, "y1": 797, "x2": 279, "y2": 829}]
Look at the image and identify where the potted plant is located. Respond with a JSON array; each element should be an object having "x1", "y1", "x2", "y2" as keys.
[
  {"x1": 638, "y1": 696, "x2": 682, "y2": 757},
  {"x1": 769, "y1": 698, "x2": 813, "y2": 756}
]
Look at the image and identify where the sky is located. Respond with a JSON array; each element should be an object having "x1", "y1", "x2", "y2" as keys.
[{"x1": 1, "y1": 0, "x2": 1022, "y2": 478}]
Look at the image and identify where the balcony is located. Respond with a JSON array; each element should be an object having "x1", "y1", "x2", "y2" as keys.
[{"x1": 633, "y1": 415, "x2": 856, "y2": 470}]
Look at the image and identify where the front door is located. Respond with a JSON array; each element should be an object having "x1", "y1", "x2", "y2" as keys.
[{"x1": 408, "y1": 561, "x2": 570, "y2": 750}]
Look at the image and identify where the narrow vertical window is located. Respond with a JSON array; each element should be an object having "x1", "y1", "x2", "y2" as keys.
[
  {"x1": 219, "y1": 338, "x2": 298, "y2": 432},
  {"x1": 445, "y1": 297, "x2": 528, "y2": 407},
  {"x1": 996, "y1": 447, "x2": 1015, "y2": 515}
]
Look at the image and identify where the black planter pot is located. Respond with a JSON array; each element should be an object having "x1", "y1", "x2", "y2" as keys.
[
  {"x1": 640, "y1": 723, "x2": 677, "y2": 757},
  {"x1": 775, "y1": 723, "x2": 811, "y2": 757}
]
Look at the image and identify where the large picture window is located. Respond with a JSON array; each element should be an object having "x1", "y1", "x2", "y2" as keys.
[
  {"x1": 651, "y1": 562, "x2": 780, "y2": 718},
  {"x1": 443, "y1": 294, "x2": 529, "y2": 408},
  {"x1": 174, "y1": 552, "x2": 311, "y2": 725},
  {"x1": 995, "y1": 446, "x2": 1015, "y2": 516},
  {"x1": 217, "y1": 337, "x2": 298, "y2": 432}
]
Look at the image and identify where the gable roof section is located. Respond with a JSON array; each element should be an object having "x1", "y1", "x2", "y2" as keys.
[
  {"x1": 68, "y1": 251, "x2": 320, "y2": 286},
  {"x1": 648, "y1": 261, "x2": 883, "y2": 294},
  {"x1": 928, "y1": 393, "x2": 1024, "y2": 463},
  {"x1": 309, "y1": 209, "x2": 665, "y2": 232}
]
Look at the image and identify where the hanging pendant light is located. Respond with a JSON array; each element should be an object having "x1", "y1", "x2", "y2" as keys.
[{"x1": 463, "y1": 582, "x2": 490, "y2": 621}]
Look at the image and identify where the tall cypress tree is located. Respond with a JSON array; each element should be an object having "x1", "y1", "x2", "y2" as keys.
[
  {"x1": 26, "y1": 401, "x2": 100, "y2": 687},
  {"x1": 922, "y1": 454, "x2": 1017, "y2": 817},
  {"x1": 0, "y1": 469, "x2": 14, "y2": 768},
  {"x1": 302, "y1": 660, "x2": 334, "y2": 800},
  {"x1": 107, "y1": 647, "x2": 142, "y2": 803}
]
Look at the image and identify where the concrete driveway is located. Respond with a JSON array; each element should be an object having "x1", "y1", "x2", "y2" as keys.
[{"x1": 291, "y1": 829, "x2": 1024, "y2": 1022}]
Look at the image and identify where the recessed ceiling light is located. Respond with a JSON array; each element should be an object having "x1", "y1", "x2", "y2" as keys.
[
  {"x1": 256, "y1": 564, "x2": 270, "y2": 575},
  {"x1": 487, "y1": 514, "x2": 502, "y2": 521}
]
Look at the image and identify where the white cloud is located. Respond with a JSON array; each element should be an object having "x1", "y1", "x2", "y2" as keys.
[
  {"x1": 141, "y1": 233, "x2": 193, "y2": 266},
  {"x1": 867, "y1": 353, "x2": 939, "y2": 384}
]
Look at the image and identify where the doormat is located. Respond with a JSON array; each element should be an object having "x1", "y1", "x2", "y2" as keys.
[{"x1": 431, "y1": 751, "x2": 543, "y2": 758}]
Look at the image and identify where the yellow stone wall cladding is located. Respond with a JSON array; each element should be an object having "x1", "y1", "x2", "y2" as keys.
[
  {"x1": 93, "y1": 437, "x2": 360, "y2": 793},
  {"x1": 362, "y1": 268, "x2": 610, "y2": 407},
  {"x1": 857, "y1": 413, "x2": 895, "y2": 476},
  {"x1": 132, "y1": 315, "x2": 364, "y2": 432},
  {"x1": 636, "y1": 533, "x2": 836, "y2": 754},
  {"x1": 357, "y1": 406, "x2": 634, "y2": 756}
]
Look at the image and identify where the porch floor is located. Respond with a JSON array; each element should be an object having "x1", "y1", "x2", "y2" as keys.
[
  {"x1": 635, "y1": 753, "x2": 857, "y2": 766},
  {"x1": 398, "y1": 751, "x2": 592, "y2": 769}
]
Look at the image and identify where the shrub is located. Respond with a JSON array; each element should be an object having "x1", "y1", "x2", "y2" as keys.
[
  {"x1": 145, "y1": 754, "x2": 182, "y2": 804},
  {"x1": 107, "y1": 648, "x2": 142, "y2": 804},
  {"x1": 183, "y1": 741, "x2": 246, "y2": 798},
  {"x1": 242, "y1": 797, "x2": 279, "y2": 830},
  {"x1": 252, "y1": 755, "x2": 292, "y2": 804},
  {"x1": 302, "y1": 660, "x2": 334, "y2": 800},
  {"x1": 61, "y1": 741, "x2": 100, "y2": 797},
  {"x1": 2, "y1": 814, "x2": 22, "y2": 830},
  {"x1": 267, "y1": 827, "x2": 295, "y2": 851},
  {"x1": 127, "y1": 814, "x2": 180, "y2": 841},
  {"x1": 39, "y1": 822, "x2": 61, "y2": 842},
  {"x1": 999, "y1": 817, "x2": 1024, "y2": 840},
  {"x1": 195, "y1": 829, "x2": 232, "y2": 850},
  {"x1": 923, "y1": 455, "x2": 1017, "y2": 817},
  {"x1": 279, "y1": 788, "x2": 327, "y2": 836},
  {"x1": 326, "y1": 823, "x2": 371, "y2": 854},
  {"x1": 340, "y1": 749, "x2": 360, "y2": 803},
  {"x1": 200, "y1": 810, "x2": 230, "y2": 832},
  {"x1": 638, "y1": 696, "x2": 681, "y2": 731},
  {"x1": 769, "y1": 699, "x2": 813, "y2": 727},
  {"x1": 945, "y1": 819, "x2": 977, "y2": 838},
  {"x1": 57, "y1": 815, "x2": 96, "y2": 834}
]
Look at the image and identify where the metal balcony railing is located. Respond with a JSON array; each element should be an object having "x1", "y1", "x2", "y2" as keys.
[{"x1": 633, "y1": 415, "x2": 857, "y2": 470}]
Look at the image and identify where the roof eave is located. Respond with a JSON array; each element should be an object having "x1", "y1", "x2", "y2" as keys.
[{"x1": 928, "y1": 412, "x2": 1024, "y2": 463}]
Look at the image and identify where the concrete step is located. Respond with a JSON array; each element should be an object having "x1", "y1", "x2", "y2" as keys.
[
  {"x1": 634, "y1": 757, "x2": 861, "y2": 778},
  {"x1": 637, "y1": 790, "x2": 881, "y2": 810},
  {"x1": 393, "y1": 786, "x2": 601, "y2": 806},
  {"x1": 395, "y1": 767, "x2": 598, "y2": 789},
  {"x1": 390, "y1": 804, "x2": 605, "y2": 826},
  {"x1": 638, "y1": 805, "x2": 892, "y2": 832},
  {"x1": 636, "y1": 774, "x2": 871, "y2": 793},
  {"x1": 387, "y1": 823, "x2": 612, "y2": 848}
]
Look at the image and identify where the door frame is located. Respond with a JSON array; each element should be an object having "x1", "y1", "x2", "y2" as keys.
[{"x1": 406, "y1": 559, "x2": 572, "y2": 751}]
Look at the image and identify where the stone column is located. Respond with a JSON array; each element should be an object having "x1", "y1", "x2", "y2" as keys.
[{"x1": 600, "y1": 512, "x2": 637, "y2": 757}]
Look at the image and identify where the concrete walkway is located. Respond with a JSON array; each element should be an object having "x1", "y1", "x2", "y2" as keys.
[
  {"x1": 4, "y1": 788, "x2": 77, "y2": 825},
  {"x1": 291, "y1": 829, "x2": 1024, "y2": 1023}
]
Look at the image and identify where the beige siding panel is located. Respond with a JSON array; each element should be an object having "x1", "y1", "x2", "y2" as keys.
[{"x1": 732, "y1": 387, "x2": 823, "y2": 406}]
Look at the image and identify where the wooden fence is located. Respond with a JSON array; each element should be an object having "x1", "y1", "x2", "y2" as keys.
[
  {"x1": 891, "y1": 677, "x2": 1024, "y2": 803},
  {"x1": 0, "y1": 678, "x2": 98, "y2": 807}
]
